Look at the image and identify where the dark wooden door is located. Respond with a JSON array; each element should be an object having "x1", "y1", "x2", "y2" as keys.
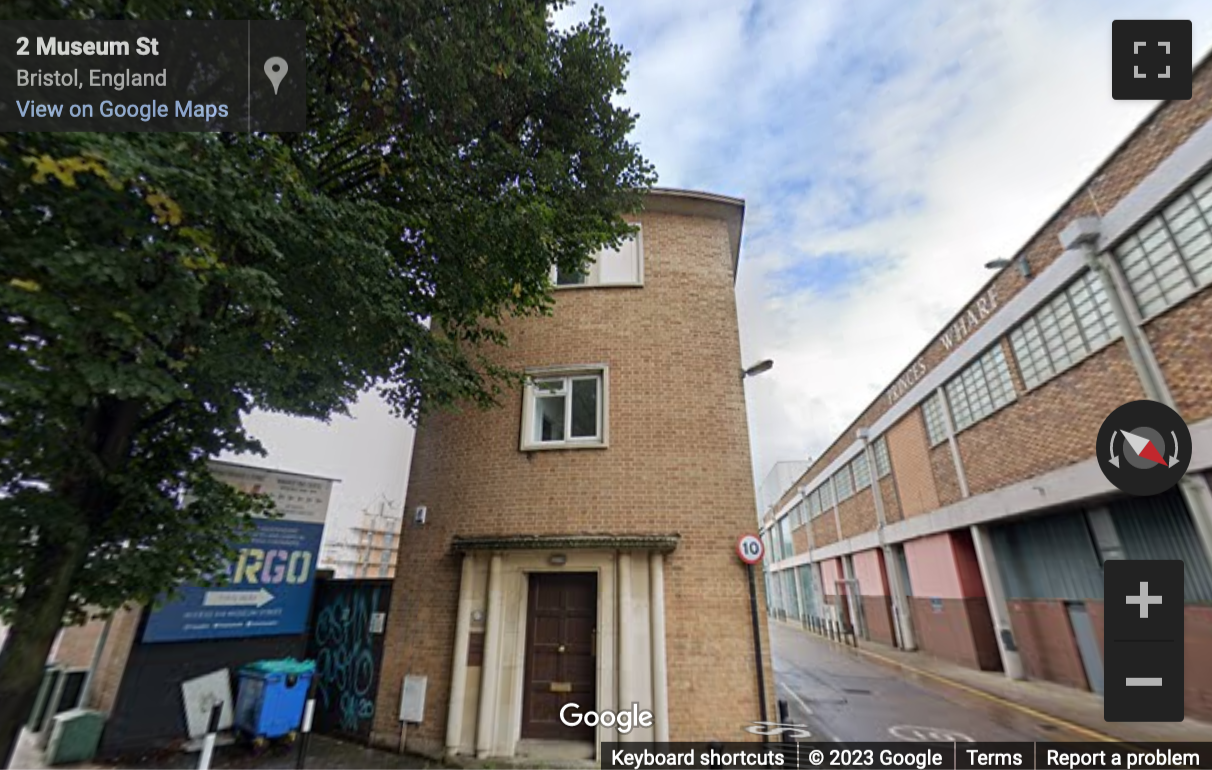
[{"x1": 521, "y1": 573, "x2": 597, "y2": 740}]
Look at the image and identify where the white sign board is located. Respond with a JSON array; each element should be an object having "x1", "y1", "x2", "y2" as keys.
[
  {"x1": 180, "y1": 669, "x2": 233, "y2": 739},
  {"x1": 400, "y1": 675, "x2": 427, "y2": 724},
  {"x1": 208, "y1": 460, "x2": 335, "y2": 525}
]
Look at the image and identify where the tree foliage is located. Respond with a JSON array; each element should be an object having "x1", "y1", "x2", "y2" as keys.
[{"x1": 0, "y1": 0, "x2": 653, "y2": 758}]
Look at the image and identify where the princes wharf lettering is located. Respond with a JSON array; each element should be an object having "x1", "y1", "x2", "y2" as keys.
[{"x1": 884, "y1": 287, "x2": 1000, "y2": 407}]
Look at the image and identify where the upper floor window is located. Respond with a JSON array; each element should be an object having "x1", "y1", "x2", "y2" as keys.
[
  {"x1": 852, "y1": 452, "x2": 871, "y2": 491},
  {"x1": 834, "y1": 465, "x2": 855, "y2": 501},
  {"x1": 521, "y1": 366, "x2": 608, "y2": 450},
  {"x1": 874, "y1": 435, "x2": 892, "y2": 478},
  {"x1": 807, "y1": 488, "x2": 822, "y2": 519},
  {"x1": 922, "y1": 392, "x2": 949, "y2": 447},
  {"x1": 819, "y1": 478, "x2": 835, "y2": 511},
  {"x1": 945, "y1": 344, "x2": 1016, "y2": 433},
  {"x1": 1008, "y1": 270, "x2": 1120, "y2": 390},
  {"x1": 1113, "y1": 170, "x2": 1212, "y2": 318},
  {"x1": 779, "y1": 515, "x2": 795, "y2": 559},
  {"x1": 553, "y1": 227, "x2": 644, "y2": 288}
]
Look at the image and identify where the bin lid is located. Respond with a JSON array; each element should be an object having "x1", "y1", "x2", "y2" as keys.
[{"x1": 241, "y1": 658, "x2": 316, "y2": 675}]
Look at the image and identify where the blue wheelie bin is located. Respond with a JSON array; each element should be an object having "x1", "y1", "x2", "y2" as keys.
[{"x1": 233, "y1": 658, "x2": 316, "y2": 745}]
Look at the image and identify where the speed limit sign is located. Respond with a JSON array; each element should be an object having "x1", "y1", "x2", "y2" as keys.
[{"x1": 737, "y1": 534, "x2": 765, "y2": 565}]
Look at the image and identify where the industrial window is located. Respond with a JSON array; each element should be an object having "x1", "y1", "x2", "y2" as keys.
[
  {"x1": 945, "y1": 345, "x2": 1017, "y2": 432},
  {"x1": 520, "y1": 367, "x2": 607, "y2": 450},
  {"x1": 779, "y1": 516, "x2": 795, "y2": 559},
  {"x1": 834, "y1": 466, "x2": 855, "y2": 501},
  {"x1": 1008, "y1": 271, "x2": 1120, "y2": 390},
  {"x1": 807, "y1": 489, "x2": 822, "y2": 519},
  {"x1": 1113, "y1": 171, "x2": 1212, "y2": 318},
  {"x1": 852, "y1": 452, "x2": 871, "y2": 490},
  {"x1": 922, "y1": 392, "x2": 948, "y2": 447},
  {"x1": 874, "y1": 436, "x2": 892, "y2": 478},
  {"x1": 790, "y1": 501, "x2": 806, "y2": 528},
  {"x1": 819, "y1": 478, "x2": 835, "y2": 511},
  {"x1": 552, "y1": 227, "x2": 644, "y2": 288}
]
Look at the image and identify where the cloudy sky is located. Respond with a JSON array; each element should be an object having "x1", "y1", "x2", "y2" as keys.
[{"x1": 227, "y1": 0, "x2": 1212, "y2": 540}]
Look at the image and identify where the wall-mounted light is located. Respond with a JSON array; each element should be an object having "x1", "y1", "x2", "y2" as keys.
[
  {"x1": 742, "y1": 359, "x2": 774, "y2": 380},
  {"x1": 549, "y1": 554, "x2": 567, "y2": 566},
  {"x1": 471, "y1": 610, "x2": 485, "y2": 623},
  {"x1": 985, "y1": 255, "x2": 1031, "y2": 279}
]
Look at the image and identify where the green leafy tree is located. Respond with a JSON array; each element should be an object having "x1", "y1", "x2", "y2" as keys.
[{"x1": 0, "y1": 0, "x2": 655, "y2": 761}]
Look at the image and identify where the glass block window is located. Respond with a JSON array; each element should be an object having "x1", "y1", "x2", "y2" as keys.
[
  {"x1": 819, "y1": 478, "x2": 835, "y2": 511},
  {"x1": 852, "y1": 452, "x2": 871, "y2": 490},
  {"x1": 922, "y1": 392, "x2": 949, "y2": 447},
  {"x1": 834, "y1": 466, "x2": 855, "y2": 501},
  {"x1": 1009, "y1": 271, "x2": 1120, "y2": 390},
  {"x1": 790, "y1": 501, "x2": 806, "y2": 527},
  {"x1": 945, "y1": 345, "x2": 1017, "y2": 432},
  {"x1": 807, "y1": 489, "x2": 822, "y2": 519},
  {"x1": 874, "y1": 436, "x2": 892, "y2": 478},
  {"x1": 1113, "y1": 170, "x2": 1212, "y2": 318}
]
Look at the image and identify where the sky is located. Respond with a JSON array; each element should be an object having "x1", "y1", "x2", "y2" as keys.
[{"x1": 226, "y1": 0, "x2": 1212, "y2": 541}]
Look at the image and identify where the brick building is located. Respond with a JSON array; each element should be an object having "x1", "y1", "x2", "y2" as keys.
[
  {"x1": 762, "y1": 55, "x2": 1212, "y2": 721},
  {"x1": 372, "y1": 189, "x2": 775, "y2": 761}
]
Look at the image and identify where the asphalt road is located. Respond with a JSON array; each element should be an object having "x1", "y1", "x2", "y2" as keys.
[{"x1": 770, "y1": 623, "x2": 1093, "y2": 745}]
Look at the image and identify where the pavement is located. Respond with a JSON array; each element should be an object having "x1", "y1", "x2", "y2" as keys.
[
  {"x1": 770, "y1": 620, "x2": 1212, "y2": 745},
  {"x1": 9, "y1": 729, "x2": 440, "y2": 770}
]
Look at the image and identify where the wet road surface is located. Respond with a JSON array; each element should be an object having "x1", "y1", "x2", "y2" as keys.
[{"x1": 770, "y1": 623, "x2": 1092, "y2": 745}]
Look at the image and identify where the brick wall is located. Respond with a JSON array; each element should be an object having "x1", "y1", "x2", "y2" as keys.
[
  {"x1": 372, "y1": 204, "x2": 774, "y2": 752},
  {"x1": 838, "y1": 490, "x2": 877, "y2": 540},
  {"x1": 886, "y1": 413, "x2": 939, "y2": 518},
  {"x1": 765, "y1": 57, "x2": 1212, "y2": 529},
  {"x1": 812, "y1": 514, "x2": 838, "y2": 548}
]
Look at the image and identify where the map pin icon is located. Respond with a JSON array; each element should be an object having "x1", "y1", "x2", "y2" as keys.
[{"x1": 264, "y1": 57, "x2": 288, "y2": 95}]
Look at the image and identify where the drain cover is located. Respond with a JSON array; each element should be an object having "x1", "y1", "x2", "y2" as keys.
[{"x1": 841, "y1": 688, "x2": 871, "y2": 695}]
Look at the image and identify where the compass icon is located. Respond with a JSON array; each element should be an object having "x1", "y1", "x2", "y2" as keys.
[{"x1": 1098, "y1": 400, "x2": 1191, "y2": 497}]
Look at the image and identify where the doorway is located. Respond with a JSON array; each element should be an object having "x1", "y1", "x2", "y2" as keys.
[
  {"x1": 521, "y1": 573, "x2": 598, "y2": 740},
  {"x1": 1066, "y1": 602, "x2": 1105, "y2": 695}
]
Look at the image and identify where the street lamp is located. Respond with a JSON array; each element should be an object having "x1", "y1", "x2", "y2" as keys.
[
  {"x1": 742, "y1": 359, "x2": 774, "y2": 379},
  {"x1": 984, "y1": 255, "x2": 1032, "y2": 278}
]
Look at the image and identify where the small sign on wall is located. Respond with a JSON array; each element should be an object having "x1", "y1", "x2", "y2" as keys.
[{"x1": 930, "y1": 598, "x2": 943, "y2": 614}]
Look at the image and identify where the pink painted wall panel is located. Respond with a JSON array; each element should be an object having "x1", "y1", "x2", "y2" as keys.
[
  {"x1": 904, "y1": 533, "x2": 966, "y2": 599},
  {"x1": 852, "y1": 549, "x2": 889, "y2": 596},
  {"x1": 952, "y1": 529, "x2": 987, "y2": 598},
  {"x1": 820, "y1": 558, "x2": 841, "y2": 595}
]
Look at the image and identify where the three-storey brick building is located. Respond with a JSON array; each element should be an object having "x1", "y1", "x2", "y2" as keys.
[
  {"x1": 373, "y1": 189, "x2": 775, "y2": 761},
  {"x1": 762, "y1": 55, "x2": 1212, "y2": 721}
]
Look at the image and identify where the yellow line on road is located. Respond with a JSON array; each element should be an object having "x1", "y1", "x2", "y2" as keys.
[{"x1": 840, "y1": 638, "x2": 1119, "y2": 743}]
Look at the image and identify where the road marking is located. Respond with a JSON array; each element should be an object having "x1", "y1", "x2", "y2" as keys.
[
  {"x1": 779, "y1": 682, "x2": 814, "y2": 715},
  {"x1": 889, "y1": 725, "x2": 973, "y2": 743},
  {"x1": 827, "y1": 638, "x2": 1119, "y2": 743}
]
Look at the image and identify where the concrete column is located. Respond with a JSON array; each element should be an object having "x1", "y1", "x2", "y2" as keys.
[
  {"x1": 861, "y1": 435, "x2": 917, "y2": 651},
  {"x1": 617, "y1": 551, "x2": 634, "y2": 740},
  {"x1": 935, "y1": 386, "x2": 971, "y2": 499},
  {"x1": 475, "y1": 553, "x2": 504, "y2": 758},
  {"x1": 648, "y1": 552, "x2": 670, "y2": 742},
  {"x1": 969, "y1": 525, "x2": 1025, "y2": 680},
  {"x1": 445, "y1": 553, "x2": 476, "y2": 757},
  {"x1": 1065, "y1": 218, "x2": 1212, "y2": 574}
]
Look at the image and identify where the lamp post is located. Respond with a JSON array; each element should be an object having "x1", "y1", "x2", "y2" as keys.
[
  {"x1": 740, "y1": 360, "x2": 773, "y2": 739},
  {"x1": 742, "y1": 359, "x2": 774, "y2": 380}
]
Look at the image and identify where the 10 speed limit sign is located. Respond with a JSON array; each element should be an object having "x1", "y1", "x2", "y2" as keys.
[{"x1": 737, "y1": 534, "x2": 764, "y2": 565}]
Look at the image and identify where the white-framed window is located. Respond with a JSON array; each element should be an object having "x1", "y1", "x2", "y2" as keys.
[
  {"x1": 1008, "y1": 270, "x2": 1120, "y2": 390},
  {"x1": 945, "y1": 344, "x2": 1016, "y2": 433},
  {"x1": 834, "y1": 466, "x2": 854, "y2": 502},
  {"x1": 852, "y1": 452, "x2": 871, "y2": 491},
  {"x1": 1113, "y1": 170, "x2": 1212, "y2": 319},
  {"x1": 874, "y1": 436, "x2": 892, "y2": 478},
  {"x1": 553, "y1": 227, "x2": 644, "y2": 288},
  {"x1": 520, "y1": 366, "x2": 609, "y2": 450},
  {"x1": 922, "y1": 392, "x2": 948, "y2": 447}
]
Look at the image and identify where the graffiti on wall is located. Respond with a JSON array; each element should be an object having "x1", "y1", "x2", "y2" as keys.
[{"x1": 312, "y1": 585, "x2": 383, "y2": 736}]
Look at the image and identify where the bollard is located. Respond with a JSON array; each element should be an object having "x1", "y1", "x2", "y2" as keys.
[
  {"x1": 197, "y1": 702, "x2": 223, "y2": 770},
  {"x1": 778, "y1": 699, "x2": 790, "y2": 725},
  {"x1": 708, "y1": 740, "x2": 724, "y2": 770},
  {"x1": 295, "y1": 675, "x2": 319, "y2": 770}
]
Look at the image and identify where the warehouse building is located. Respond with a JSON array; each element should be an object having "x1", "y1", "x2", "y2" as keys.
[{"x1": 762, "y1": 55, "x2": 1212, "y2": 720}]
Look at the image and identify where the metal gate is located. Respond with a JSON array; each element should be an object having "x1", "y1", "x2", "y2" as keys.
[{"x1": 305, "y1": 578, "x2": 392, "y2": 743}]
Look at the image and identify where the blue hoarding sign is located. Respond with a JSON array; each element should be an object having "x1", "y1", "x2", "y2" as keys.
[{"x1": 142, "y1": 462, "x2": 335, "y2": 643}]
